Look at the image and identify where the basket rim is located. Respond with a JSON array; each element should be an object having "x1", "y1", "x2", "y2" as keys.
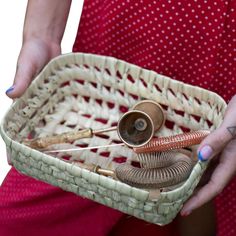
[{"x1": 0, "y1": 52, "x2": 227, "y2": 201}]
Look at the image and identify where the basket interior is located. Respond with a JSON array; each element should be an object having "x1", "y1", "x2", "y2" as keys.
[{"x1": 2, "y1": 53, "x2": 226, "y2": 192}]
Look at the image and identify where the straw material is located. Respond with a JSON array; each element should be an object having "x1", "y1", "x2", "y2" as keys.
[{"x1": 0, "y1": 53, "x2": 226, "y2": 225}]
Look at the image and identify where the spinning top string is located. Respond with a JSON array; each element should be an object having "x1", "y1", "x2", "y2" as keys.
[{"x1": 23, "y1": 100, "x2": 165, "y2": 149}]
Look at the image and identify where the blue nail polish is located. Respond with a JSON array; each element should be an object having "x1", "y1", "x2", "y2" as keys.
[
  {"x1": 5, "y1": 86, "x2": 14, "y2": 94},
  {"x1": 198, "y1": 152, "x2": 205, "y2": 162},
  {"x1": 198, "y1": 145, "x2": 213, "y2": 161}
]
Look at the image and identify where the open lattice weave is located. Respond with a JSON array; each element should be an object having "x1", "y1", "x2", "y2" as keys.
[{"x1": 0, "y1": 53, "x2": 226, "y2": 225}]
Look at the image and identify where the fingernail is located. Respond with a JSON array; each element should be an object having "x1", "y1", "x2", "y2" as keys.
[
  {"x1": 181, "y1": 210, "x2": 191, "y2": 217},
  {"x1": 198, "y1": 145, "x2": 213, "y2": 161},
  {"x1": 5, "y1": 85, "x2": 15, "y2": 94}
]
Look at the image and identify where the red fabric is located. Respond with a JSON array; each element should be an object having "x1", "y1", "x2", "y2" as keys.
[
  {"x1": 0, "y1": 1, "x2": 235, "y2": 235},
  {"x1": 74, "y1": 0, "x2": 236, "y2": 103},
  {"x1": 0, "y1": 168, "x2": 175, "y2": 236},
  {"x1": 0, "y1": 168, "x2": 122, "y2": 236},
  {"x1": 73, "y1": 1, "x2": 236, "y2": 235}
]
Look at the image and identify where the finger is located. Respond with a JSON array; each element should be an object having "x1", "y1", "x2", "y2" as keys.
[
  {"x1": 197, "y1": 128, "x2": 232, "y2": 161},
  {"x1": 224, "y1": 94, "x2": 236, "y2": 122},
  {"x1": 196, "y1": 155, "x2": 219, "y2": 187},
  {"x1": 5, "y1": 40, "x2": 52, "y2": 99},
  {"x1": 6, "y1": 61, "x2": 38, "y2": 99},
  {"x1": 181, "y1": 141, "x2": 236, "y2": 216},
  {"x1": 220, "y1": 94, "x2": 236, "y2": 138},
  {"x1": 198, "y1": 95, "x2": 236, "y2": 161}
]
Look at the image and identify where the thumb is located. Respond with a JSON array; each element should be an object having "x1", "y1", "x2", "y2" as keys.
[
  {"x1": 197, "y1": 128, "x2": 231, "y2": 162},
  {"x1": 6, "y1": 61, "x2": 38, "y2": 99},
  {"x1": 198, "y1": 95, "x2": 236, "y2": 161}
]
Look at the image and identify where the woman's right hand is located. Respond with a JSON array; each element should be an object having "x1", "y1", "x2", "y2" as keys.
[
  {"x1": 6, "y1": 38, "x2": 61, "y2": 99},
  {"x1": 6, "y1": 0, "x2": 72, "y2": 99}
]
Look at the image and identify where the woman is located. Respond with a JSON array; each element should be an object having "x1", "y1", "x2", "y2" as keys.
[{"x1": 2, "y1": 1, "x2": 236, "y2": 235}]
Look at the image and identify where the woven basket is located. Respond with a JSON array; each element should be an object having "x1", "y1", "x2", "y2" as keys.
[{"x1": 0, "y1": 53, "x2": 226, "y2": 225}]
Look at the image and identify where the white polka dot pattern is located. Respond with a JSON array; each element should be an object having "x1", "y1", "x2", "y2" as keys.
[
  {"x1": 74, "y1": 0, "x2": 235, "y2": 104},
  {"x1": 73, "y1": 1, "x2": 236, "y2": 235}
]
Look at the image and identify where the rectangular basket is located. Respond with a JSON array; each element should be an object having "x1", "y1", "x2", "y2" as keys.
[{"x1": 0, "y1": 53, "x2": 226, "y2": 225}]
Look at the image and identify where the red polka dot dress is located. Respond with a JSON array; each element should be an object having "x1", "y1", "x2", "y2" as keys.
[
  {"x1": 0, "y1": 1, "x2": 235, "y2": 236},
  {"x1": 74, "y1": 0, "x2": 236, "y2": 103},
  {"x1": 74, "y1": 1, "x2": 236, "y2": 235}
]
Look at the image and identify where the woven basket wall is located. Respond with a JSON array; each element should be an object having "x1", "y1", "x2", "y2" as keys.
[{"x1": 0, "y1": 53, "x2": 226, "y2": 225}]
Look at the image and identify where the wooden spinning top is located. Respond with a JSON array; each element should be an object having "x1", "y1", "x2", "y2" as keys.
[{"x1": 117, "y1": 100, "x2": 165, "y2": 147}]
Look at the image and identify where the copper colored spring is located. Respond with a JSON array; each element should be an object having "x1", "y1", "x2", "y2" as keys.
[
  {"x1": 72, "y1": 151, "x2": 193, "y2": 189},
  {"x1": 115, "y1": 152, "x2": 193, "y2": 189},
  {"x1": 137, "y1": 151, "x2": 176, "y2": 168},
  {"x1": 134, "y1": 130, "x2": 210, "y2": 154}
]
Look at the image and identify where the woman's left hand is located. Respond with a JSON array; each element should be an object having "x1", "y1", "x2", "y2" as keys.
[{"x1": 181, "y1": 95, "x2": 236, "y2": 216}]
